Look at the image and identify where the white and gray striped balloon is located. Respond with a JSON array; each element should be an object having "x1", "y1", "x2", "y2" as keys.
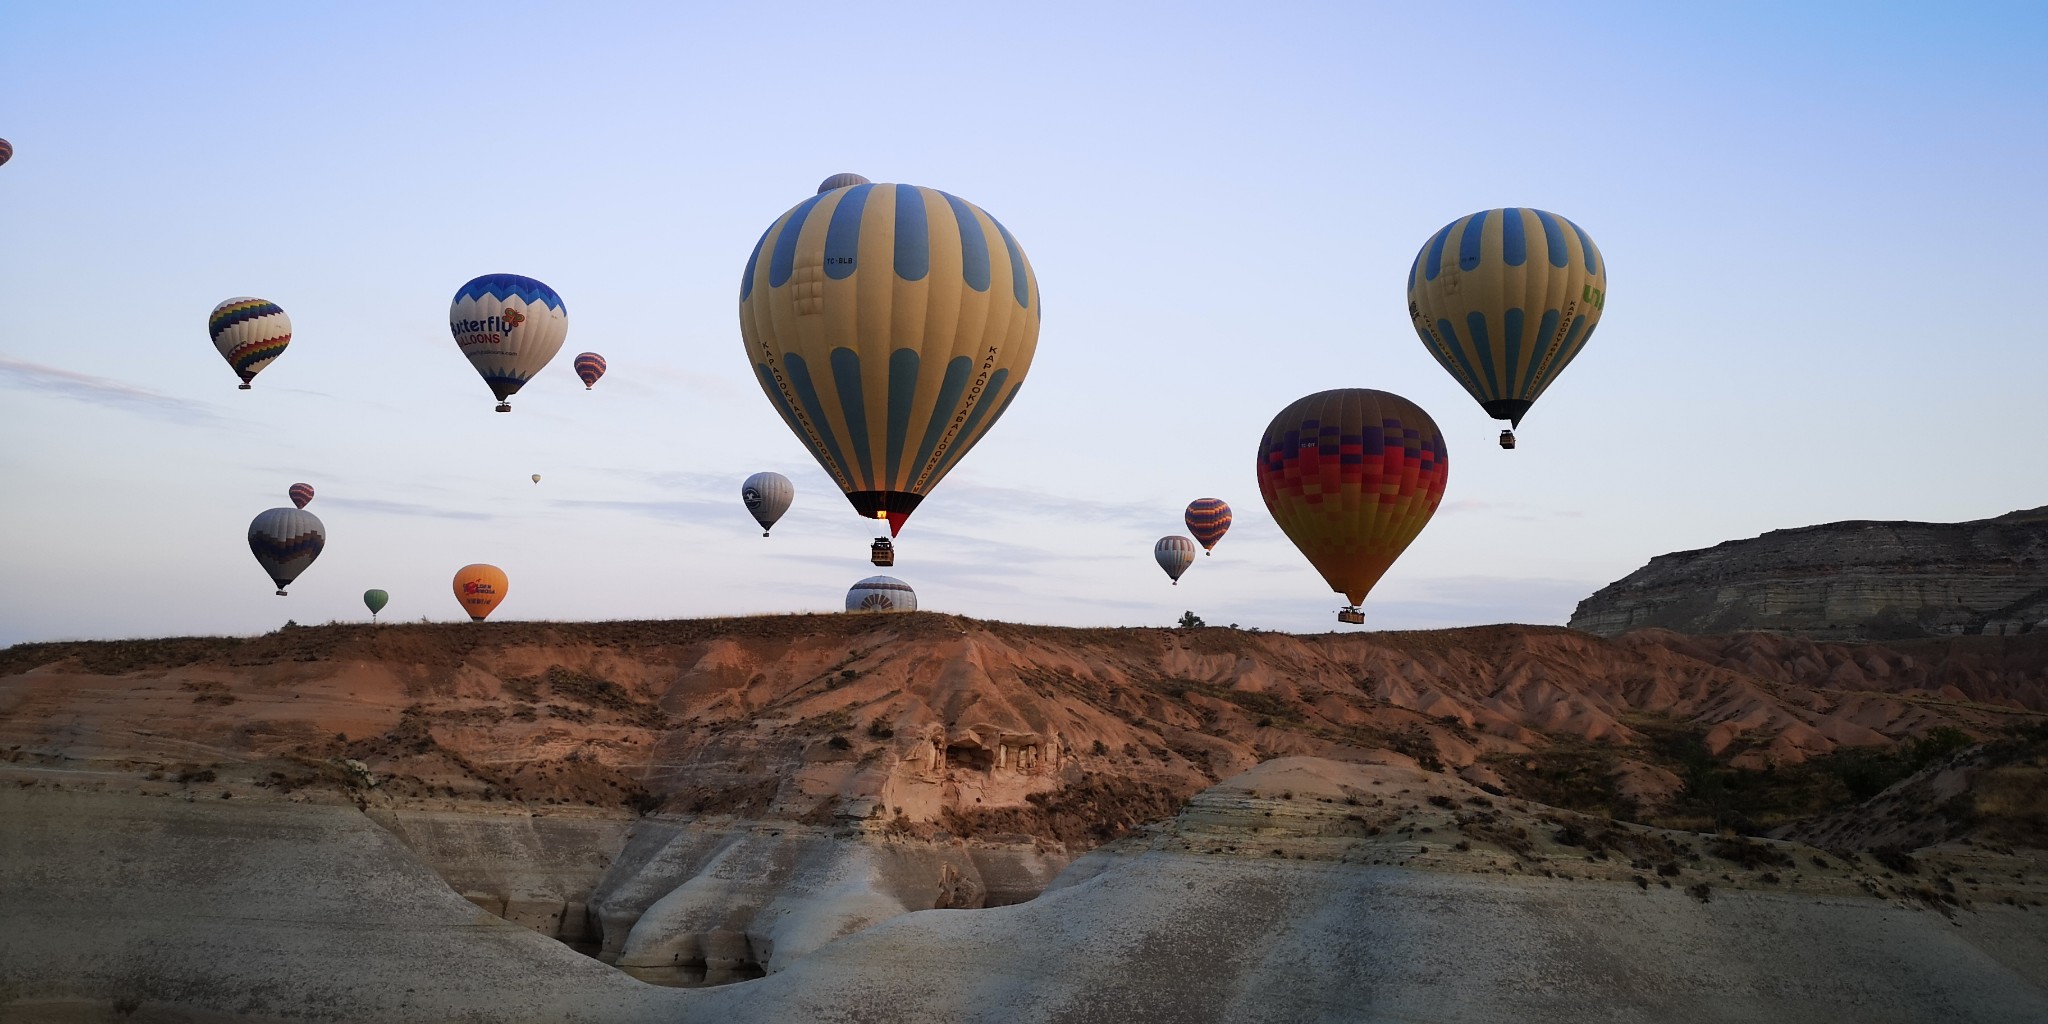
[
  {"x1": 1154, "y1": 536, "x2": 1197, "y2": 584},
  {"x1": 846, "y1": 575, "x2": 916, "y2": 613}
]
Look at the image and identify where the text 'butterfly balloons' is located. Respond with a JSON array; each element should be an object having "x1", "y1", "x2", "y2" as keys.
[{"x1": 450, "y1": 275, "x2": 569, "y2": 412}]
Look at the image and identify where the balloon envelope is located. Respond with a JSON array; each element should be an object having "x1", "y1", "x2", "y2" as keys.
[
  {"x1": 288, "y1": 482, "x2": 314, "y2": 509},
  {"x1": 1184, "y1": 499, "x2": 1232, "y2": 553},
  {"x1": 531, "y1": 474, "x2": 541, "y2": 484},
  {"x1": 741, "y1": 471, "x2": 794, "y2": 535},
  {"x1": 363, "y1": 589, "x2": 389, "y2": 615},
  {"x1": 573, "y1": 352, "x2": 606, "y2": 389},
  {"x1": 452, "y1": 564, "x2": 508, "y2": 621},
  {"x1": 1154, "y1": 536, "x2": 1197, "y2": 583},
  {"x1": 210, "y1": 298, "x2": 291, "y2": 388},
  {"x1": 846, "y1": 576, "x2": 916, "y2": 613},
  {"x1": 1407, "y1": 208, "x2": 1606, "y2": 429},
  {"x1": 817, "y1": 172, "x2": 871, "y2": 193},
  {"x1": 450, "y1": 274, "x2": 568, "y2": 410},
  {"x1": 0, "y1": 139, "x2": 12, "y2": 167},
  {"x1": 247, "y1": 507, "x2": 324, "y2": 595},
  {"x1": 739, "y1": 181, "x2": 1041, "y2": 536},
  {"x1": 1256, "y1": 389, "x2": 1448, "y2": 609}
]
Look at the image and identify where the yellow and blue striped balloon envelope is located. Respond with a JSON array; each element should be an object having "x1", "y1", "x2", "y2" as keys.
[
  {"x1": 1406, "y1": 208, "x2": 1606, "y2": 431},
  {"x1": 738, "y1": 180, "x2": 1040, "y2": 536}
]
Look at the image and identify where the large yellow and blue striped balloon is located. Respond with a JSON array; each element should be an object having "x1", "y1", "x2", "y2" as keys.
[
  {"x1": 738, "y1": 180, "x2": 1040, "y2": 536},
  {"x1": 1406, "y1": 209, "x2": 1606, "y2": 431}
]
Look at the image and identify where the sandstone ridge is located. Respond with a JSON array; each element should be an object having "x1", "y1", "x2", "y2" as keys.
[{"x1": 1570, "y1": 506, "x2": 2048, "y2": 639}]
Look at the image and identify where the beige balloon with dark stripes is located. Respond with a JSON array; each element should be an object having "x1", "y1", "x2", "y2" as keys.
[
  {"x1": 739, "y1": 180, "x2": 1040, "y2": 537},
  {"x1": 1406, "y1": 208, "x2": 1606, "y2": 439}
]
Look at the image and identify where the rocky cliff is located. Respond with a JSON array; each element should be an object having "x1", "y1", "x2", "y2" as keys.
[{"x1": 1570, "y1": 507, "x2": 2048, "y2": 640}]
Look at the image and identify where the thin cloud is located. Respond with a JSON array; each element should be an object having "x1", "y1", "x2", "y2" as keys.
[
  {"x1": 318, "y1": 496, "x2": 496, "y2": 521},
  {"x1": 546, "y1": 497, "x2": 732, "y2": 521},
  {"x1": 0, "y1": 356, "x2": 225, "y2": 426}
]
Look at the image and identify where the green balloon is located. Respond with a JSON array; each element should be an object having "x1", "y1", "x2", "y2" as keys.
[{"x1": 363, "y1": 589, "x2": 389, "y2": 615}]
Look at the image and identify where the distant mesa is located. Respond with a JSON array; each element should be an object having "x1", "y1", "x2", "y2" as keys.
[{"x1": 1571, "y1": 505, "x2": 2048, "y2": 639}]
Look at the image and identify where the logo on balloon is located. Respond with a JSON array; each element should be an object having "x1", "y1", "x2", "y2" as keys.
[
  {"x1": 462, "y1": 580, "x2": 496, "y2": 596},
  {"x1": 859, "y1": 594, "x2": 894, "y2": 611},
  {"x1": 501, "y1": 308, "x2": 525, "y2": 325}
]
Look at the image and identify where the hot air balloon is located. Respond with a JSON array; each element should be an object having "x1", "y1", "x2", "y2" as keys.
[
  {"x1": 846, "y1": 576, "x2": 916, "y2": 613},
  {"x1": 209, "y1": 298, "x2": 291, "y2": 390},
  {"x1": 739, "y1": 178, "x2": 1040, "y2": 566},
  {"x1": 531, "y1": 474, "x2": 541, "y2": 485},
  {"x1": 1407, "y1": 208, "x2": 1606, "y2": 449},
  {"x1": 363, "y1": 589, "x2": 389, "y2": 621},
  {"x1": 450, "y1": 274, "x2": 568, "y2": 412},
  {"x1": 1184, "y1": 499, "x2": 1232, "y2": 555},
  {"x1": 452, "y1": 564, "x2": 508, "y2": 621},
  {"x1": 741, "y1": 471, "x2": 794, "y2": 536},
  {"x1": 572, "y1": 352, "x2": 606, "y2": 389},
  {"x1": 1154, "y1": 536, "x2": 1197, "y2": 584},
  {"x1": 1257, "y1": 389, "x2": 1448, "y2": 625},
  {"x1": 0, "y1": 139, "x2": 12, "y2": 167},
  {"x1": 248, "y1": 508, "x2": 325, "y2": 596},
  {"x1": 817, "y1": 172, "x2": 871, "y2": 193},
  {"x1": 288, "y1": 482, "x2": 315, "y2": 509}
]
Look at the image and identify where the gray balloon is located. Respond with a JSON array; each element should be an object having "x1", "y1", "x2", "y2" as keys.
[
  {"x1": 741, "y1": 471, "x2": 795, "y2": 536},
  {"x1": 248, "y1": 507, "x2": 325, "y2": 595},
  {"x1": 817, "y1": 172, "x2": 871, "y2": 194}
]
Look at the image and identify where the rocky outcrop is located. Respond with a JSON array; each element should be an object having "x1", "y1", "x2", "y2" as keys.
[
  {"x1": 1571, "y1": 507, "x2": 2048, "y2": 639},
  {"x1": 7, "y1": 762, "x2": 2047, "y2": 1023}
]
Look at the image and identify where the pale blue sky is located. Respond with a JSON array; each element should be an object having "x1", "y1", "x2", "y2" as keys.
[{"x1": 2, "y1": 1, "x2": 2044, "y2": 644}]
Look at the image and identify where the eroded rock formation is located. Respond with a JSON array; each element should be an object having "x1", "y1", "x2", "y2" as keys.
[{"x1": 1571, "y1": 506, "x2": 2048, "y2": 639}]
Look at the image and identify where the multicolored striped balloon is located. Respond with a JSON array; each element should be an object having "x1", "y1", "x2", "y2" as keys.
[
  {"x1": 739, "y1": 179, "x2": 1040, "y2": 538},
  {"x1": 846, "y1": 575, "x2": 916, "y2": 613},
  {"x1": 0, "y1": 138, "x2": 12, "y2": 167},
  {"x1": 288, "y1": 482, "x2": 314, "y2": 509},
  {"x1": 209, "y1": 298, "x2": 291, "y2": 389},
  {"x1": 1256, "y1": 389, "x2": 1448, "y2": 620},
  {"x1": 573, "y1": 352, "x2": 606, "y2": 389},
  {"x1": 1154, "y1": 536, "x2": 1197, "y2": 584},
  {"x1": 247, "y1": 507, "x2": 324, "y2": 596},
  {"x1": 450, "y1": 274, "x2": 568, "y2": 412},
  {"x1": 1407, "y1": 208, "x2": 1606, "y2": 434},
  {"x1": 1184, "y1": 498, "x2": 1232, "y2": 554}
]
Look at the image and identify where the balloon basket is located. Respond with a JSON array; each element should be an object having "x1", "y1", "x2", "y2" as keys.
[
  {"x1": 1498, "y1": 430, "x2": 1516, "y2": 450},
  {"x1": 238, "y1": 384, "x2": 252, "y2": 391},
  {"x1": 275, "y1": 590, "x2": 288, "y2": 597},
  {"x1": 1337, "y1": 607, "x2": 1364, "y2": 625},
  {"x1": 870, "y1": 538, "x2": 895, "y2": 567},
  {"x1": 495, "y1": 402, "x2": 512, "y2": 413}
]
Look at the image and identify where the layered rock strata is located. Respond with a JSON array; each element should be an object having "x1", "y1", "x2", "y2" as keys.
[{"x1": 1571, "y1": 507, "x2": 2048, "y2": 639}]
